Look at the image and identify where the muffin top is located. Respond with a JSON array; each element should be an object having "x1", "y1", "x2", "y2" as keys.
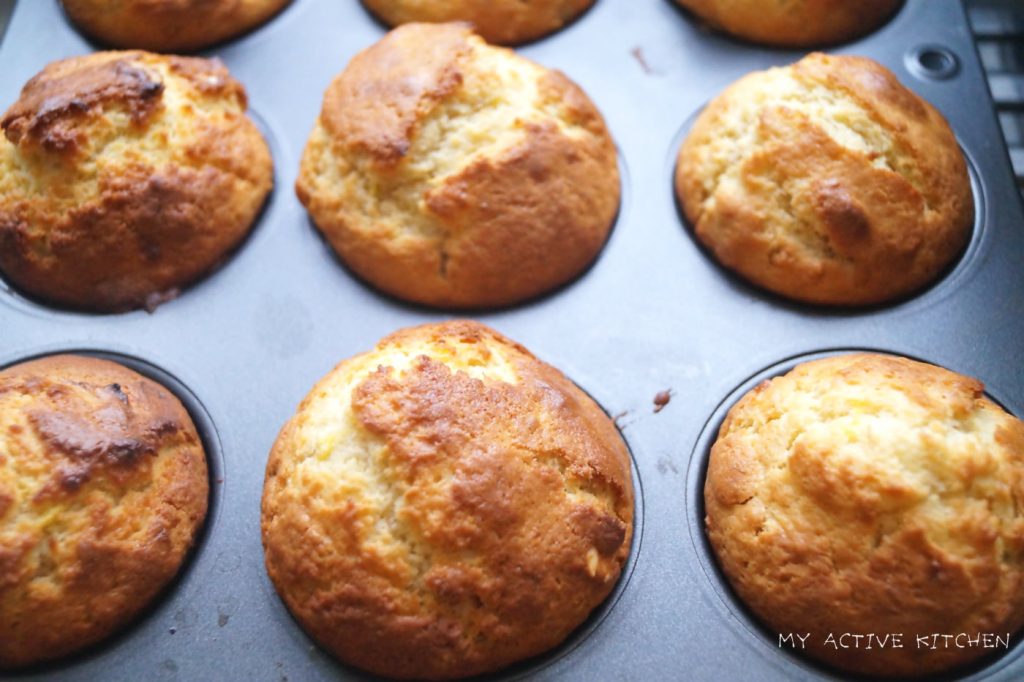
[
  {"x1": 676, "y1": 53, "x2": 972, "y2": 306},
  {"x1": 675, "y1": 0, "x2": 902, "y2": 47},
  {"x1": 262, "y1": 321, "x2": 633, "y2": 679},
  {"x1": 361, "y1": 0, "x2": 596, "y2": 45},
  {"x1": 0, "y1": 355, "x2": 209, "y2": 669},
  {"x1": 61, "y1": 0, "x2": 293, "y2": 52},
  {"x1": 705, "y1": 353, "x2": 1024, "y2": 677},
  {"x1": 296, "y1": 23, "x2": 620, "y2": 309},
  {"x1": 0, "y1": 51, "x2": 272, "y2": 311}
]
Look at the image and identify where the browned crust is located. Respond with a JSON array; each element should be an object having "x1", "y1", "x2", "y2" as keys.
[
  {"x1": 0, "y1": 355, "x2": 209, "y2": 669},
  {"x1": 61, "y1": 0, "x2": 293, "y2": 52},
  {"x1": 1, "y1": 53, "x2": 245, "y2": 153},
  {"x1": 1, "y1": 55, "x2": 165, "y2": 153},
  {"x1": 704, "y1": 353, "x2": 1024, "y2": 677},
  {"x1": 0, "y1": 51, "x2": 273, "y2": 312},
  {"x1": 261, "y1": 321, "x2": 634, "y2": 679},
  {"x1": 419, "y1": 116, "x2": 617, "y2": 305},
  {"x1": 675, "y1": 53, "x2": 973, "y2": 306},
  {"x1": 675, "y1": 0, "x2": 903, "y2": 47},
  {"x1": 319, "y1": 22, "x2": 475, "y2": 164},
  {"x1": 361, "y1": 0, "x2": 596, "y2": 45},
  {"x1": 322, "y1": 111, "x2": 620, "y2": 308},
  {"x1": 296, "y1": 24, "x2": 620, "y2": 309}
]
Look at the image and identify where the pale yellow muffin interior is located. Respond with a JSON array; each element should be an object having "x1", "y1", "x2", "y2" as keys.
[{"x1": 300, "y1": 36, "x2": 587, "y2": 245}]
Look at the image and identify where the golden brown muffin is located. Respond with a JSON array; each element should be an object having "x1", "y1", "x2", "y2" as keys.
[
  {"x1": 295, "y1": 23, "x2": 620, "y2": 309},
  {"x1": 705, "y1": 353, "x2": 1024, "y2": 677},
  {"x1": 0, "y1": 355, "x2": 209, "y2": 669},
  {"x1": 61, "y1": 0, "x2": 293, "y2": 52},
  {"x1": 675, "y1": 0, "x2": 902, "y2": 47},
  {"x1": 262, "y1": 321, "x2": 633, "y2": 679},
  {"x1": 0, "y1": 51, "x2": 273, "y2": 312},
  {"x1": 675, "y1": 53, "x2": 972, "y2": 306},
  {"x1": 361, "y1": 0, "x2": 596, "y2": 46}
]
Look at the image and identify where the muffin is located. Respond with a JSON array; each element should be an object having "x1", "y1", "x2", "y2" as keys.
[
  {"x1": 674, "y1": 0, "x2": 902, "y2": 47},
  {"x1": 61, "y1": 0, "x2": 293, "y2": 52},
  {"x1": 675, "y1": 53, "x2": 972, "y2": 306},
  {"x1": 262, "y1": 321, "x2": 634, "y2": 679},
  {"x1": 295, "y1": 23, "x2": 620, "y2": 309},
  {"x1": 705, "y1": 353, "x2": 1024, "y2": 677},
  {"x1": 361, "y1": 0, "x2": 596, "y2": 45},
  {"x1": 0, "y1": 355, "x2": 209, "y2": 668},
  {"x1": 0, "y1": 51, "x2": 273, "y2": 312}
]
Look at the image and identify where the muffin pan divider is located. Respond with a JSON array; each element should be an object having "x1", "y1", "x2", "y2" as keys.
[{"x1": 2, "y1": 0, "x2": 1023, "y2": 679}]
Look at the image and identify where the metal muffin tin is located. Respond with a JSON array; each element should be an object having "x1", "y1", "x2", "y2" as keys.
[{"x1": 2, "y1": 0, "x2": 1023, "y2": 679}]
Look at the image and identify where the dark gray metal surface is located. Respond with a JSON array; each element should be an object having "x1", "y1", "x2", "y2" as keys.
[
  {"x1": 0, "y1": 1, "x2": 12, "y2": 42},
  {"x1": 1, "y1": 1, "x2": 1023, "y2": 680},
  {"x1": 968, "y1": 0, "x2": 1024, "y2": 200}
]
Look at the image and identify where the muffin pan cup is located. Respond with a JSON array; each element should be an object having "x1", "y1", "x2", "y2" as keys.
[
  {"x1": 685, "y1": 349, "x2": 1024, "y2": 682},
  {"x1": 2, "y1": 0, "x2": 1023, "y2": 680}
]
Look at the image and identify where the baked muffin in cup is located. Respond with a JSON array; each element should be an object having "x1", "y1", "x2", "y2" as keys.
[
  {"x1": 675, "y1": 52, "x2": 972, "y2": 306},
  {"x1": 674, "y1": 0, "x2": 902, "y2": 47},
  {"x1": 262, "y1": 320, "x2": 634, "y2": 679},
  {"x1": 0, "y1": 355, "x2": 209, "y2": 668},
  {"x1": 0, "y1": 51, "x2": 273, "y2": 312},
  {"x1": 296, "y1": 23, "x2": 620, "y2": 309},
  {"x1": 361, "y1": 0, "x2": 596, "y2": 45},
  {"x1": 705, "y1": 353, "x2": 1024, "y2": 677},
  {"x1": 61, "y1": 0, "x2": 293, "y2": 52}
]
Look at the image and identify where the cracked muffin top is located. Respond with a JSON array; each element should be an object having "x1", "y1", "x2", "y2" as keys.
[
  {"x1": 674, "y1": 0, "x2": 902, "y2": 47},
  {"x1": 61, "y1": 0, "x2": 293, "y2": 52},
  {"x1": 0, "y1": 355, "x2": 208, "y2": 669},
  {"x1": 705, "y1": 353, "x2": 1024, "y2": 677},
  {"x1": 295, "y1": 23, "x2": 620, "y2": 309},
  {"x1": 361, "y1": 0, "x2": 596, "y2": 45},
  {"x1": 675, "y1": 53, "x2": 972, "y2": 306},
  {"x1": 261, "y1": 320, "x2": 634, "y2": 679},
  {"x1": 0, "y1": 51, "x2": 273, "y2": 312}
]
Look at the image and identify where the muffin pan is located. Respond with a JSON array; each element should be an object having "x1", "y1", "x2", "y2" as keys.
[{"x1": 2, "y1": 0, "x2": 1023, "y2": 680}]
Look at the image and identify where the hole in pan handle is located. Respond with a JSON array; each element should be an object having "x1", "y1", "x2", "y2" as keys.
[{"x1": 906, "y1": 44, "x2": 961, "y2": 80}]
